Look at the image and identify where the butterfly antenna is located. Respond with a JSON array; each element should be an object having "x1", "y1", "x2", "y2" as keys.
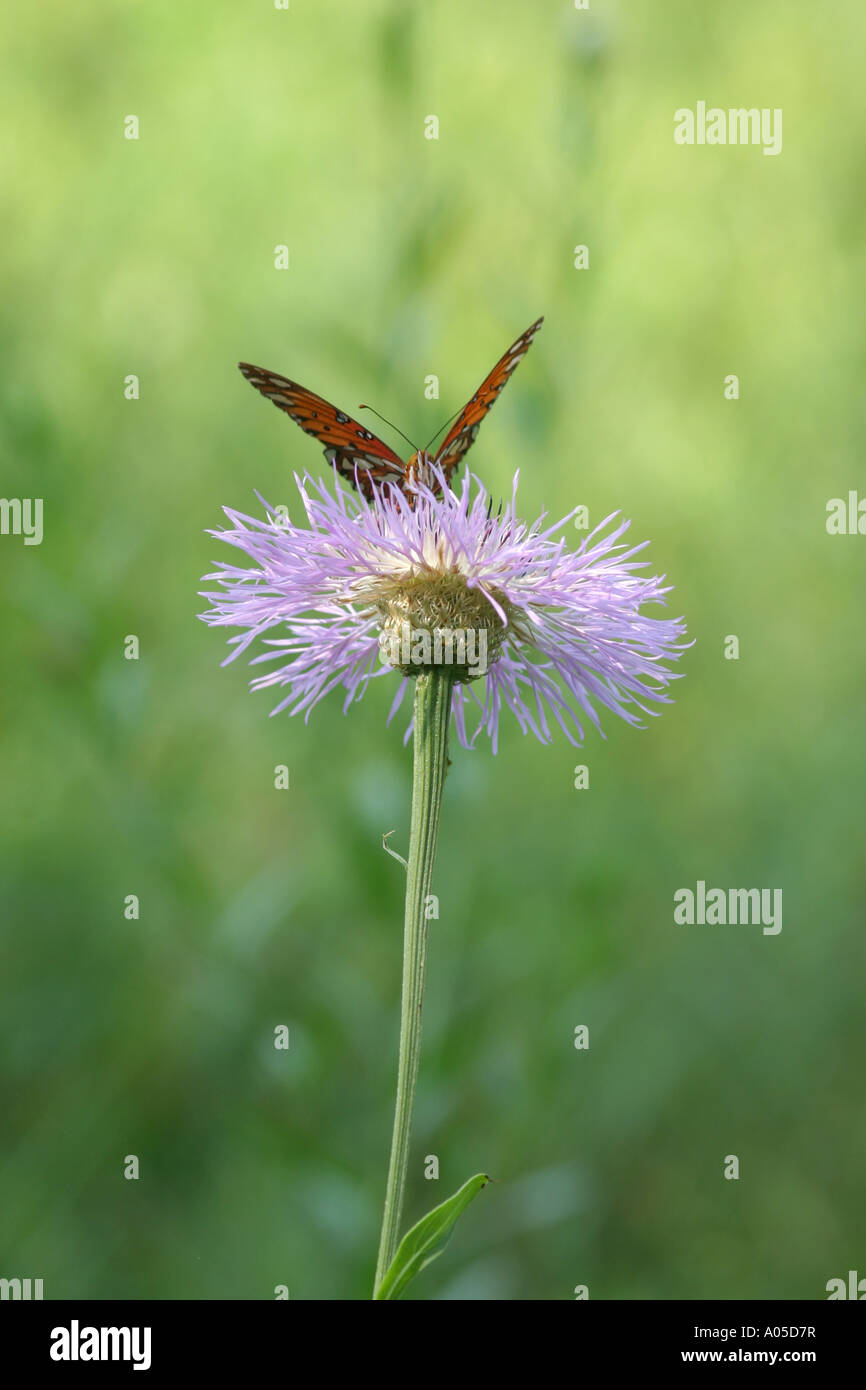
[
  {"x1": 358, "y1": 404, "x2": 419, "y2": 452},
  {"x1": 424, "y1": 404, "x2": 464, "y2": 453}
]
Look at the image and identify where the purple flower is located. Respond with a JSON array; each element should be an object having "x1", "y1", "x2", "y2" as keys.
[{"x1": 199, "y1": 465, "x2": 688, "y2": 751}]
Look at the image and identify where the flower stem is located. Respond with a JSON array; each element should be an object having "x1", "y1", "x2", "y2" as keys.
[{"x1": 373, "y1": 669, "x2": 454, "y2": 1296}]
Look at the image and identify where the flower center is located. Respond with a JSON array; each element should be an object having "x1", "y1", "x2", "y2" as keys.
[{"x1": 374, "y1": 573, "x2": 508, "y2": 682}]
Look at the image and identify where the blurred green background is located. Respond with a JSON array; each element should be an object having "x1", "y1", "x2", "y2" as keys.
[{"x1": 1, "y1": 0, "x2": 864, "y2": 1300}]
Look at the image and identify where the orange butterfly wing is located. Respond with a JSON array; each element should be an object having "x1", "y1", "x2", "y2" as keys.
[
  {"x1": 433, "y1": 316, "x2": 543, "y2": 484},
  {"x1": 238, "y1": 362, "x2": 405, "y2": 499}
]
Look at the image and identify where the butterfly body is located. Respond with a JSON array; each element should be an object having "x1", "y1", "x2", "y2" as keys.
[
  {"x1": 402, "y1": 449, "x2": 436, "y2": 493},
  {"x1": 239, "y1": 315, "x2": 542, "y2": 503}
]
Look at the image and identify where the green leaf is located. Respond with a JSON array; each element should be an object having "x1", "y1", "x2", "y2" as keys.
[{"x1": 374, "y1": 1173, "x2": 490, "y2": 1300}]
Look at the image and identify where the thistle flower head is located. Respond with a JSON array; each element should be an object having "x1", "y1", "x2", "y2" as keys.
[{"x1": 199, "y1": 465, "x2": 688, "y2": 751}]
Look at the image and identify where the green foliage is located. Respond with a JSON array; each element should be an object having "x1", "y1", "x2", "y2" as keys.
[{"x1": 375, "y1": 1175, "x2": 489, "y2": 1300}]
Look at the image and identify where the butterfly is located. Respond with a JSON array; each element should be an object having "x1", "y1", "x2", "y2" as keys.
[{"x1": 238, "y1": 316, "x2": 543, "y2": 502}]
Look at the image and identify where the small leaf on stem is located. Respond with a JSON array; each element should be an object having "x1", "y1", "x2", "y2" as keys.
[{"x1": 374, "y1": 1173, "x2": 490, "y2": 1300}]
